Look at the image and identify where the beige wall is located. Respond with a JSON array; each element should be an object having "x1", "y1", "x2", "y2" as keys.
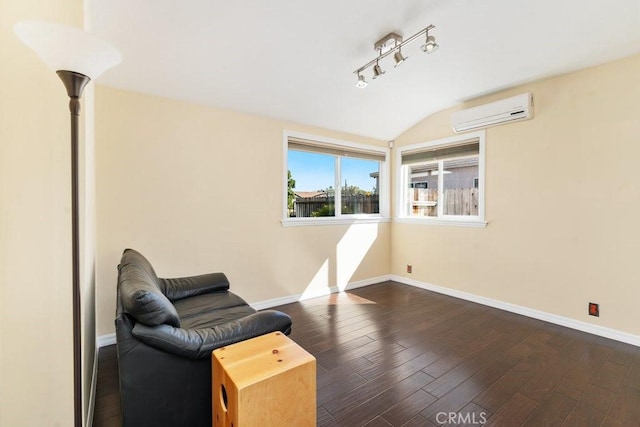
[
  {"x1": 0, "y1": 0, "x2": 98, "y2": 426},
  {"x1": 391, "y1": 54, "x2": 640, "y2": 336},
  {"x1": 94, "y1": 87, "x2": 391, "y2": 336}
]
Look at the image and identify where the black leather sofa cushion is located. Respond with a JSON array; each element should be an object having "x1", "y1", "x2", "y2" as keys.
[
  {"x1": 161, "y1": 272, "x2": 229, "y2": 301},
  {"x1": 131, "y1": 310, "x2": 292, "y2": 359},
  {"x1": 173, "y1": 291, "x2": 253, "y2": 327},
  {"x1": 118, "y1": 249, "x2": 180, "y2": 327}
]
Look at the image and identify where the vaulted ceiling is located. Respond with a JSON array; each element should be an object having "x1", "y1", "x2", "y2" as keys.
[{"x1": 89, "y1": 0, "x2": 640, "y2": 140}]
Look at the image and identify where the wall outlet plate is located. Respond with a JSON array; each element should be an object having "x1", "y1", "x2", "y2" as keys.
[{"x1": 589, "y1": 302, "x2": 599, "y2": 317}]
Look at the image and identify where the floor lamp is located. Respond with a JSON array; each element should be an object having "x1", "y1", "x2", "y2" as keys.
[{"x1": 14, "y1": 21, "x2": 122, "y2": 427}]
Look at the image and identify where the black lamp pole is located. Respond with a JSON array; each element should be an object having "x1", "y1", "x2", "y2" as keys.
[{"x1": 57, "y1": 70, "x2": 91, "y2": 427}]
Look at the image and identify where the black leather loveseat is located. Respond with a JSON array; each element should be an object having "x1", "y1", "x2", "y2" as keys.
[{"x1": 115, "y1": 249, "x2": 292, "y2": 427}]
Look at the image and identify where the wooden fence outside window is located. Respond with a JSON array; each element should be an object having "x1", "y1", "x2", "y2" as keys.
[
  {"x1": 411, "y1": 188, "x2": 478, "y2": 216},
  {"x1": 293, "y1": 194, "x2": 379, "y2": 217}
]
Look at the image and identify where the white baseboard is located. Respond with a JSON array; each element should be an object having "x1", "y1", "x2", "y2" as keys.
[
  {"x1": 391, "y1": 275, "x2": 640, "y2": 348},
  {"x1": 86, "y1": 344, "x2": 99, "y2": 427},
  {"x1": 97, "y1": 333, "x2": 116, "y2": 348},
  {"x1": 250, "y1": 275, "x2": 392, "y2": 310}
]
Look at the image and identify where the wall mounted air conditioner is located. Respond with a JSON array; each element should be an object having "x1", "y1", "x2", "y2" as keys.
[{"x1": 452, "y1": 93, "x2": 534, "y2": 133}]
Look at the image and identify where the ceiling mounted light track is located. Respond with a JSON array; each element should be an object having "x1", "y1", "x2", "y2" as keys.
[{"x1": 353, "y1": 25, "x2": 437, "y2": 88}]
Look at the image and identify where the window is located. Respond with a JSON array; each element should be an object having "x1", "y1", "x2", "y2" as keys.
[
  {"x1": 284, "y1": 131, "x2": 389, "y2": 225},
  {"x1": 396, "y1": 131, "x2": 486, "y2": 227}
]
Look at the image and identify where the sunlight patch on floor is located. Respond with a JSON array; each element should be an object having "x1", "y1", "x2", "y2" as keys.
[{"x1": 301, "y1": 291, "x2": 376, "y2": 306}]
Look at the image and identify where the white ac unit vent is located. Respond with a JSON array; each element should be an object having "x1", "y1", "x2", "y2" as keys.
[{"x1": 452, "y1": 93, "x2": 534, "y2": 133}]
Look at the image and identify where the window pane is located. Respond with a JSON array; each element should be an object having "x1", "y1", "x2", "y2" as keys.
[
  {"x1": 341, "y1": 157, "x2": 380, "y2": 214},
  {"x1": 287, "y1": 150, "x2": 335, "y2": 218},
  {"x1": 442, "y1": 157, "x2": 479, "y2": 216},
  {"x1": 407, "y1": 162, "x2": 438, "y2": 217}
]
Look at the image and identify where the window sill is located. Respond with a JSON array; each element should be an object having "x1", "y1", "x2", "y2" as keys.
[
  {"x1": 282, "y1": 216, "x2": 391, "y2": 227},
  {"x1": 394, "y1": 217, "x2": 488, "y2": 228}
]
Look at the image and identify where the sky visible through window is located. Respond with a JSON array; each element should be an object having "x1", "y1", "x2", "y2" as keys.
[{"x1": 289, "y1": 150, "x2": 379, "y2": 193}]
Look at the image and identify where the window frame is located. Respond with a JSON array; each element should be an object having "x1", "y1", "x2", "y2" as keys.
[
  {"x1": 395, "y1": 130, "x2": 487, "y2": 228},
  {"x1": 282, "y1": 130, "x2": 390, "y2": 226}
]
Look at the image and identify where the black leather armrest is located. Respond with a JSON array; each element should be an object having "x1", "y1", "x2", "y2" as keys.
[
  {"x1": 160, "y1": 272, "x2": 230, "y2": 301},
  {"x1": 131, "y1": 310, "x2": 292, "y2": 359}
]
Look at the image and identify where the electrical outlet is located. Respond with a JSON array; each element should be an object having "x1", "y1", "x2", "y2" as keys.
[
  {"x1": 406, "y1": 264, "x2": 412, "y2": 274},
  {"x1": 589, "y1": 302, "x2": 599, "y2": 317}
]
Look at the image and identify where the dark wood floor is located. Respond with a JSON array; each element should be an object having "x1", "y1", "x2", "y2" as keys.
[{"x1": 93, "y1": 282, "x2": 640, "y2": 426}]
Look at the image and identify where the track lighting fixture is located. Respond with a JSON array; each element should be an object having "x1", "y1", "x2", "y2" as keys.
[
  {"x1": 355, "y1": 73, "x2": 368, "y2": 88},
  {"x1": 393, "y1": 49, "x2": 407, "y2": 67},
  {"x1": 421, "y1": 32, "x2": 439, "y2": 53},
  {"x1": 372, "y1": 60, "x2": 385, "y2": 79},
  {"x1": 353, "y1": 25, "x2": 437, "y2": 88}
]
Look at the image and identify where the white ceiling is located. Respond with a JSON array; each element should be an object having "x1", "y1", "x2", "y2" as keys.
[{"x1": 88, "y1": 0, "x2": 640, "y2": 141}]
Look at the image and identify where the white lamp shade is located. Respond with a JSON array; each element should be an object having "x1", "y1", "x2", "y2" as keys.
[{"x1": 14, "y1": 20, "x2": 122, "y2": 80}]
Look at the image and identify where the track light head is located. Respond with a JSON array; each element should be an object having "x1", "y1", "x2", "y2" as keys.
[
  {"x1": 393, "y1": 49, "x2": 408, "y2": 67},
  {"x1": 355, "y1": 73, "x2": 368, "y2": 88},
  {"x1": 372, "y1": 62, "x2": 385, "y2": 79},
  {"x1": 421, "y1": 34, "x2": 439, "y2": 53}
]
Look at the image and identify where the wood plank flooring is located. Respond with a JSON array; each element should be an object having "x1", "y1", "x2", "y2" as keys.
[{"x1": 92, "y1": 281, "x2": 640, "y2": 426}]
